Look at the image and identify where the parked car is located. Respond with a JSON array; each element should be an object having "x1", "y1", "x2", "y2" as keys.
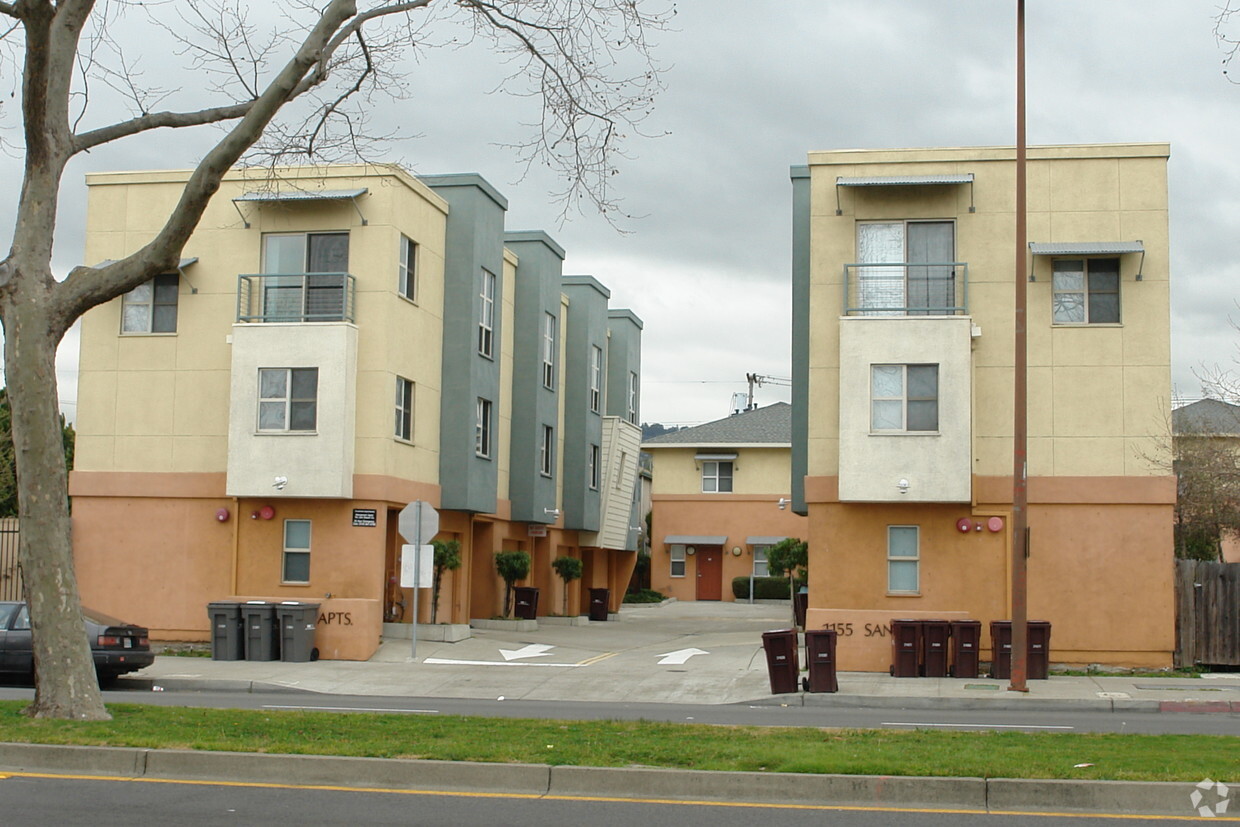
[{"x1": 0, "y1": 601, "x2": 154, "y2": 683}]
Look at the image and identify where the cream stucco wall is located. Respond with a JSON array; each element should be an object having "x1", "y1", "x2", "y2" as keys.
[{"x1": 648, "y1": 445, "x2": 794, "y2": 496}]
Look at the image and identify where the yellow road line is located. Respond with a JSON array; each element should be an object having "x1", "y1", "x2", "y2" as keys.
[{"x1": 575, "y1": 652, "x2": 617, "y2": 666}]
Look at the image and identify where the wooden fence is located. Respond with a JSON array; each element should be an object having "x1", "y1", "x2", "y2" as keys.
[
  {"x1": 1175, "y1": 559, "x2": 1240, "y2": 667},
  {"x1": 0, "y1": 517, "x2": 20, "y2": 601}
]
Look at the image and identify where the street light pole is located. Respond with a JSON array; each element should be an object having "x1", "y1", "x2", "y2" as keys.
[{"x1": 1010, "y1": 0, "x2": 1030, "y2": 694}]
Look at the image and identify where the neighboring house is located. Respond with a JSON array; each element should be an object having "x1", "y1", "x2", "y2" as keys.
[
  {"x1": 1171, "y1": 398, "x2": 1240, "y2": 563},
  {"x1": 642, "y1": 403, "x2": 808, "y2": 602},
  {"x1": 70, "y1": 164, "x2": 642, "y2": 646},
  {"x1": 791, "y1": 144, "x2": 1176, "y2": 670}
]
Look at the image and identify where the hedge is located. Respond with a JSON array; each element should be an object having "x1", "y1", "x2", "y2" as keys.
[{"x1": 731, "y1": 576, "x2": 791, "y2": 600}]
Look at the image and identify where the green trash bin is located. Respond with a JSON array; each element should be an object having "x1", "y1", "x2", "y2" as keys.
[
  {"x1": 276, "y1": 602, "x2": 320, "y2": 662},
  {"x1": 208, "y1": 601, "x2": 244, "y2": 661}
]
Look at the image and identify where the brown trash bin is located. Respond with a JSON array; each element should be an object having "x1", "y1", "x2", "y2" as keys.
[
  {"x1": 793, "y1": 589, "x2": 808, "y2": 628},
  {"x1": 761, "y1": 629, "x2": 800, "y2": 694},
  {"x1": 990, "y1": 620, "x2": 1051, "y2": 679},
  {"x1": 890, "y1": 619, "x2": 922, "y2": 677},
  {"x1": 803, "y1": 629, "x2": 838, "y2": 693},
  {"x1": 513, "y1": 587, "x2": 539, "y2": 620},
  {"x1": 921, "y1": 619, "x2": 951, "y2": 678},
  {"x1": 950, "y1": 619, "x2": 982, "y2": 678},
  {"x1": 989, "y1": 620, "x2": 1012, "y2": 678},
  {"x1": 588, "y1": 588, "x2": 610, "y2": 621}
]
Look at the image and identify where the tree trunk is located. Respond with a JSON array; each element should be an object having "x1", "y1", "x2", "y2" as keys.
[{"x1": 2, "y1": 292, "x2": 108, "y2": 720}]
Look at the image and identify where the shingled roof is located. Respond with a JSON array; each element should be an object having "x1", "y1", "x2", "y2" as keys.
[
  {"x1": 642, "y1": 402, "x2": 791, "y2": 446},
  {"x1": 1172, "y1": 398, "x2": 1240, "y2": 435}
]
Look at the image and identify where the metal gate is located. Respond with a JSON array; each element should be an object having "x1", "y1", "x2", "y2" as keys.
[{"x1": 0, "y1": 518, "x2": 20, "y2": 601}]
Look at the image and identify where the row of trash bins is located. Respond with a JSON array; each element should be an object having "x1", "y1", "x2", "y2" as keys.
[
  {"x1": 760, "y1": 619, "x2": 1053, "y2": 695},
  {"x1": 209, "y1": 600, "x2": 320, "y2": 662},
  {"x1": 512, "y1": 587, "x2": 611, "y2": 622}
]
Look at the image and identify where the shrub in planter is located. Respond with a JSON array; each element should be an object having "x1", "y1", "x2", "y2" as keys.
[
  {"x1": 731, "y1": 576, "x2": 792, "y2": 600},
  {"x1": 621, "y1": 588, "x2": 665, "y2": 604}
]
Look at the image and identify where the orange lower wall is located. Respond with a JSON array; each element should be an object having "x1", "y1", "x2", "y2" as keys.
[
  {"x1": 649, "y1": 495, "x2": 809, "y2": 601},
  {"x1": 802, "y1": 477, "x2": 1175, "y2": 669}
]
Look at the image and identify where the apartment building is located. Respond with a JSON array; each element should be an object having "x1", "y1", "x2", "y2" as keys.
[
  {"x1": 70, "y1": 164, "x2": 642, "y2": 649},
  {"x1": 790, "y1": 144, "x2": 1175, "y2": 670}
]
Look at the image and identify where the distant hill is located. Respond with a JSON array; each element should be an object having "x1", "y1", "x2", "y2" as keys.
[{"x1": 641, "y1": 422, "x2": 683, "y2": 441}]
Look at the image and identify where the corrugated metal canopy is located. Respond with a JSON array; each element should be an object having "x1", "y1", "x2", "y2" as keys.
[
  {"x1": 234, "y1": 188, "x2": 368, "y2": 202},
  {"x1": 694, "y1": 452, "x2": 738, "y2": 461},
  {"x1": 1029, "y1": 241, "x2": 1144, "y2": 255},
  {"x1": 747, "y1": 536, "x2": 788, "y2": 545},
  {"x1": 93, "y1": 257, "x2": 198, "y2": 269},
  {"x1": 664, "y1": 535, "x2": 727, "y2": 545},
  {"x1": 836, "y1": 174, "x2": 973, "y2": 187}
]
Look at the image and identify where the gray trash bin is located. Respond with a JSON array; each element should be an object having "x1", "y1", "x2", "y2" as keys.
[
  {"x1": 242, "y1": 601, "x2": 279, "y2": 661},
  {"x1": 208, "y1": 601, "x2": 244, "y2": 661},
  {"x1": 276, "y1": 602, "x2": 320, "y2": 662}
]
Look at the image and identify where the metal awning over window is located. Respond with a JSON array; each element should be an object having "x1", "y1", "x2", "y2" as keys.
[
  {"x1": 835, "y1": 174, "x2": 974, "y2": 214},
  {"x1": 664, "y1": 535, "x2": 727, "y2": 546},
  {"x1": 232, "y1": 188, "x2": 369, "y2": 227},
  {"x1": 1029, "y1": 241, "x2": 1145, "y2": 280},
  {"x1": 694, "y1": 452, "x2": 738, "y2": 461},
  {"x1": 747, "y1": 536, "x2": 787, "y2": 546}
]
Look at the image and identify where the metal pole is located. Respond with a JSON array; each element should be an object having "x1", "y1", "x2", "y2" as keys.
[
  {"x1": 411, "y1": 503, "x2": 421, "y2": 661},
  {"x1": 1010, "y1": 0, "x2": 1029, "y2": 693}
]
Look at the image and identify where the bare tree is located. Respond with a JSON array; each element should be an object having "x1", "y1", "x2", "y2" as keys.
[{"x1": 0, "y1": 0, "x2": 668, "y2": 721}]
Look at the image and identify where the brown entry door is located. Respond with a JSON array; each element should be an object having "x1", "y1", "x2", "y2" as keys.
[{"x1": 695, "y1": 546, "x2": 723, "y2": 601}]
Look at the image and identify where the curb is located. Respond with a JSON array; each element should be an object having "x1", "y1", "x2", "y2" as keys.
[
  {"x1": 745, "y1": 693, "x2": 1163, "y2": 713},
  {"x1": 115, "y1": 677, "x2": 321, "y2": 695},
  {"x1": 0, "y1": 742, "x2": 1217, "y2": 817}
]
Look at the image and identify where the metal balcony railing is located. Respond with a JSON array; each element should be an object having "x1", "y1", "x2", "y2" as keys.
[
  {"x1": 237, "y1": 273, "x2": 356, "y2": 323},
  {"x1": 842, "y1": 262, "x2": 969, "y2": 316}
]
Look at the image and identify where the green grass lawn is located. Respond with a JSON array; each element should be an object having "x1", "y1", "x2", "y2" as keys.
[{"x1": 0, "y1": 701, "x2": 1234, "y2": 782}]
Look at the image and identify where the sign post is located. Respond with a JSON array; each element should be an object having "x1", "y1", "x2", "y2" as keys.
[{"x1": 398, "y1": 500, "x2": 439, "y2": 659}]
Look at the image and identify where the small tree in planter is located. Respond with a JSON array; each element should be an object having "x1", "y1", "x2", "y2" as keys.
[
  {"x1": 766, "y1": 537, "x2": 809, "y2": 624},
  {"x1": 494, "y1": 550, "x2": 532, "y2": 618},
  {"x1": 430, "y1": 539, "x2": 461, "y2": 624},
  {"x1": 552, "y1": 555, "x2": 584, "y2": 615}
]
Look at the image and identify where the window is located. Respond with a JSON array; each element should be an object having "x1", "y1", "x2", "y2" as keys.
[
  {"x1": 590, "y1": 345, "x2": 603, "y2": 413},
  {"x1": 588, "y1": 443, "x2": 600, "y2": 490},
  {"x1": 262, "y1": 232, "x2": 349, "y2": 321},
  {"x1": 887, "y1": 526, "x2": 919, "y2": 594},
  {"x1": 627, "y1": 371, "x2": 638, "y2": 424},
  {"x1": 670, "y1": 544, "x2": 686, "y2": 577},
  {"x1": 542, "y1": 312, "x2": 557, "y2": 389},
  {"x1": 541, "y1": 425, "x2": 554, "y2": 477},
  {"x1": 283, "y1": 519, "x2": 311, "y2": 583},
  {"x1": 1052, "y1": 258, "x2": 1120, "y2": 324},
  {"x1": 399, "y1": 235, "x2": 418, "y2": 301},
  {"x1": 478, "y1": 268, "x2": 495, "y2": 357},
  {"x1": 871, "y1": 364, "x2": 938, "y2": 432},
  {"x1": 752, "y1": 545, "x2": 770, "y2": 578},
  {"x1": 258, "y1": 368, "x2": 318, "y2": 432},
  {"x1": 121, "y1": 273, "x2": 179, "y2": 333},
  {"x1": 395, "y1": 376, "x2": 414, "y2": 441},
  {"x1": 702, "y1": 460, "x2": 733, "y2": 493},
  {"x1": 856, "y1": 221, "x2": 955, "y2": 315},
  {"x1": 475, "y1": 398, "x2": 492, "y2": 458}
]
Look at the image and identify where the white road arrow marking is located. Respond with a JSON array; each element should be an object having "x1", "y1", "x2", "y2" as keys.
[
  {"x1": 499, "y1": 643, "x2": 555, "y2": 661},
  {"x1": 656, "y1": 647, "x2": 709, "y2": 665}
]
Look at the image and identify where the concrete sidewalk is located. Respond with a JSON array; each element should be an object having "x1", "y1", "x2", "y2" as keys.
[{"x1": 132, "y1": 601, "x2": 1240, "y2": 712}]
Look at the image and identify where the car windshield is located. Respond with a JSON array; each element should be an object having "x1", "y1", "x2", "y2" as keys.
[{"x1": 81, "y1": 607, "x2": 133, "y2": 628}]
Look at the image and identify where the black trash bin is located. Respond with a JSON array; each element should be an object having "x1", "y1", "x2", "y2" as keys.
[
  {"x1": 588, "y1": 588, "x2": 610, "y2": 622},
  {"x1": 803, "y1": 628, "x2": 838, "y2": 693},
  {"x1": 792, "y1": 588, "x2": 808, "y2": 629},
  {"x1": 242, "y1": 601, "x2": 279, "y2": 661},
  {"x1": 890, "y1": 619, "x2": 922, "y2": 677},
  {"x1": 950, "y1": 619, "x2": 982, "y2": 678},
  {"x1": 513, "y1": 587, "x2": 540, "y2": 620},
  {"x1": 921, "y1": 619, "x2": 951, "y2": 678},
  {"x1": 276, "y1": 602, "x2": 320, "y2": 662},
  {"x1": 761, "y1": 628, "x2": 800, "y2": 694},
  {"x1": 208, "y1": 601, "x2": 244, "y2": 661}
]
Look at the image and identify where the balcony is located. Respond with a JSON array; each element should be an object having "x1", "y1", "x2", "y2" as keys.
[
  {"x1": 842, "y1": 262, "x2": 969, "y2": 316},
  {"x1": 237, "y1": 273, "x2": 356, "y2": 323}
]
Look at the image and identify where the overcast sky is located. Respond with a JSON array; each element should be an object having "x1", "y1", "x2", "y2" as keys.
[{"x1": 5, "y1": 1, "x2": 1240, "y2": 426}]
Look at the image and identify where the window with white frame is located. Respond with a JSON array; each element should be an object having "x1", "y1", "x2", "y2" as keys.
[
  {"x1": 670, "y1": 544, "x2": 686, "y2": 577},
  {"x1": 478, "y1": 268, "x2": 495, "y2": 357},
  {"x1": 475, "y1": 398, "x2": 492, "y2": 458},
  {"x1": 702, "y1": 460, "x2": 733, "y2": 493},
  {"x1": 590, "y1": 345, "x2": 603, "y2": 413},
  {"x1": 283, "y1": 519, "x2": 311, "y2": 583},
  {"x1": 1052, "y1": 258, "x2": 1120, "y2": 324},
  {"x1": 395, "y1": 376, "x2": 414, "y2": 441},
  {"x1": 121, "y1": 273, "x2": 179, "y2": 334},
  {"x1": 588, "y1": 443, "x2": 600, "y2": 490},
  {"x1": 887, "y1": 526, "x2": 919, "y2": 594},
  {"x1": 871, "y1": 364, "x2": 938, "y2": 432},
  {"x1": 627, "y1": 371, "x2": 638, "y2": 424},
  {"x1": 542, "y1": 312, "x2": 557, "y2": 389},
  {"x1": 752, "y1": 545, "x2": 770, "y2": 578},
  {"x1": 258, "y1": 368, "x2": 318, "y2": 432},
  {"x1": 540, "y1": 424, "x2": 554, "y2": 477},
  {"x1": 399, "y1": 235, "x2": 418, "y2": 301}
]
